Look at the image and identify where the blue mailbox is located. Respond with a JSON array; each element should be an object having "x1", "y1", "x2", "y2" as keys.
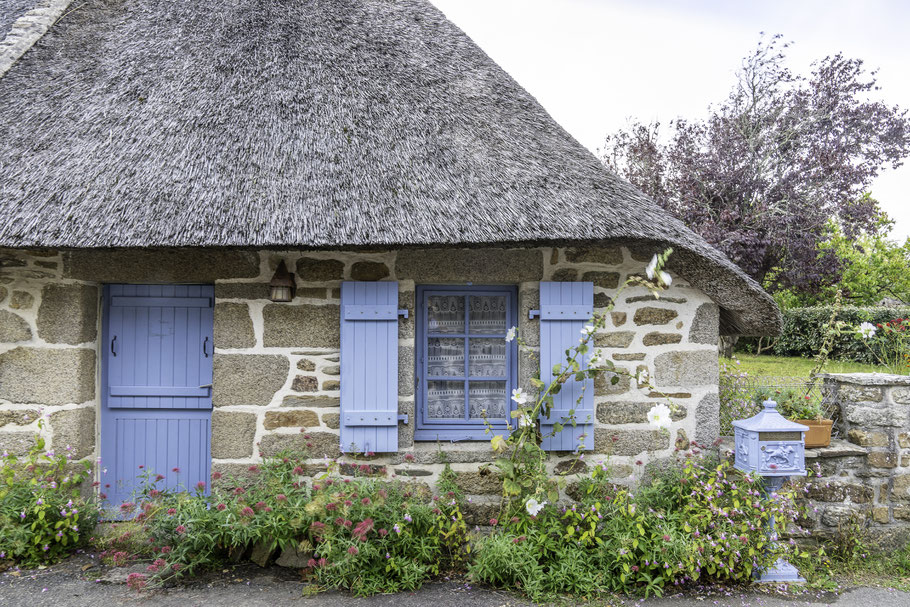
[
  {"x1": 733, "y1": 400, "x2": 809, "y2": 584},
  {"x1": 733, "y1": 400, "x2": 809, "y2": 477}
]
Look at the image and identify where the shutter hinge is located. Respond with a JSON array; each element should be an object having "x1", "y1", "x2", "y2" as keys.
[
  {"x1": 397, "y1": 414, "x2": 409, "y2": 425},
  {"x1": 529, "y1": 309, "x2": 540, "y2": 319},
  {"x1": 398, "y1": 309, "x2": 409, "y2": 319}
]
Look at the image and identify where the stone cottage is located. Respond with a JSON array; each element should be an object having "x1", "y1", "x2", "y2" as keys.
[{"x1": 0, "y1": 0, "x2": 779, "y2": 511}]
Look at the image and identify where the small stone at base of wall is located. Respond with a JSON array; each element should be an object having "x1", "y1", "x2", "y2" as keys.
[
  {"x1": 259, "y1": 432, "x2": 340, "y2": 459},
  {"x1": 211, "y1": 411, "x2": 258, "y2": 459},
  {"x1": 50, "y1": 407, "x2": 95, "y2": 459},
  {"x1": 0, "y1": 431, "x2": 38, "y2": 456},
  {"x1": 594, "y1": 428, "x2": 669, "y2": 456},
  {"x1": 452, "y1": 470, "x2": 502, "y2": 494}
]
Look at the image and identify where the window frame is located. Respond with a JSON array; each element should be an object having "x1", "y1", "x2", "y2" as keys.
[{"x1": 415, "y1": 284, "x2": 519, "y2": 442}]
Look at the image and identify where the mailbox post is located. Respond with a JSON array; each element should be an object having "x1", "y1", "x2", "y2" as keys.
[{"x1": 732, "y1": 399, "x2": 809, "y2": 583}]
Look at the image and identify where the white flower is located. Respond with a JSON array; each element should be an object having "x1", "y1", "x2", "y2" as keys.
[
  {"x1": 858, "y1": 322, "x2": 877, "y2": 339},
  {"x1": 505, "y1": 326, "x2": 517, "y2": 342},
  {"x1": 518, "y1": 413, "x2": 533, "y2": 428},
  {"x1": 580, "y1": 324, "x2": 595, "y2": 336},
  {"x1": 588, "y1": 349, "x2": 605, "y2": 368},
  {"x1": 646, "y1": 404, "x2": 672, "y2": 429},
  {"x1": 525, "y1": 497, "x2": 547, "y2": 517},
  {"x1": 646, "y1": 254, "x2": 659, "y2": 280},
  {"x1": 511, "y1": 388, "x2": 528, "y2": 405},
  {"x1": 658, "y1": 270, "x2": 672, "y2": 287}
]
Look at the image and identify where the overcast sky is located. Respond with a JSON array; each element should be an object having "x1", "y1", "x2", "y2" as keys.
[{"x1": 431, "y1": 0, "x2": 910, "y2": 241}]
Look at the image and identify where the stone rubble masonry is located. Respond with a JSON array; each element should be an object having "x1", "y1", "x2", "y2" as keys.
[
  {"x1": 2, "y1": 246, "x2": 719, "y2": 506},
  {"x1": 795, "y1": 374, "x2": 910, "y2": 547}
]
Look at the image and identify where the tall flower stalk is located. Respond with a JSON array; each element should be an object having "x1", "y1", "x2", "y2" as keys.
[{"x1": 488, "y1": 249, "x2": 678, "y2": 517}]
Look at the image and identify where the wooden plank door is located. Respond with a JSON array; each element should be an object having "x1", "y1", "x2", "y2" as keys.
[{"x1": 100, "y1": 284, "x2": 214, "y2": 510}]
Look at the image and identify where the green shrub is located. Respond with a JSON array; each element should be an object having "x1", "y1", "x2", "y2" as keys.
[
  {"x1": 738, "y1": 306, "x2": 910, "y2": 364},
  {"x1": 0, "y1": 431, "x2": 98, "y2": 565},
  {"x1": 97, "y1": 454, "x2": 467, "y2": 596},
  {"x1": 470, "y1": 456, "x2": 812, "y2": 600}
]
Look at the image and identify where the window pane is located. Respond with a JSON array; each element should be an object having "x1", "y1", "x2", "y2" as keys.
[
  {"x1": 427, "y1": 295, "x2": 465, "y2": 334},
  {"x1": 468, "y1": 381, "x2": 507, "y2": 419},
  {"x1": 469, "y1": 295, "x2": 507, "y2": 334},
  {"x1": 426, "y1": 381, "x2": 465, "y2": 419},
  {"x1": 426, "y1": 338, "x2": 465, "y2": 377},
  {"x1": 469, "y1": 338, "x2": 507, "y2": 377}
]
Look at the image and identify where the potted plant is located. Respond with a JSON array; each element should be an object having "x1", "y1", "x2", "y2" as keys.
[{"x1": 773, "y1": 388, "x2": 832, "y2": 448}]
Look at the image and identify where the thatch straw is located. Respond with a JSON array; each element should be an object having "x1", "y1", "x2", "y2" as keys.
[{"x1": 0, "y1": 0, "x2": 779, "y2": 335}]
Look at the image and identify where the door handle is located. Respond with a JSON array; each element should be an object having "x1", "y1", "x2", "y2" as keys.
[
  {"x1": 202, "y1": 336, "x2": 209, "y2": 358},
  {"x1": 111, "y1": 335, "x2": 117, "y2": 357}
]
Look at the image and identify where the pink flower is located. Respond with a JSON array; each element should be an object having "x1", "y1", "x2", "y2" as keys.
[
  {"x1": 352, "y1": 518, "x2": 375, "y2": 541},
  {"x1": 403, "y1": 453, "x2": 415, "y2": 462},
  {"x1": 378, "y1": 528, "x2": 388, "y2": 537},
  {"x1": 167, "y1": 508, "x2": 176, "y2": 515},
  {"x1": 196, "y1": 481, "x2": 206, "y2": 490},
  {"x1": 211, "y1": 471, "x2": 222, "y2": 480},
  {"x1": 240, "y1": 507, "x2": 255, "y2": 517},
  {"x1": 307, "y1": 558, "x2": 317, "y2": 568},
  {"x1": 155, "y1": 474, "x2": 165, "y2": 481},
  {"x1": 276, "y1": 494, "x2": 287, "y2": 502},
  {"x1": 347, "y1": 546, "x2": 359, "y2": 555},
  {"x1": 216, "y1": 503, "x2": 226, "y2": 511},
  {"x1": 172, "y1": 467, "x2": 180, "y2": 473},
  {"x1": 175, "y1": 525, "x2": 187, "y2": 534},
  {"x1": 489, "y1": 518, "x2": 498, "y2": 526},
  {"x1": 361, "y1": 497, "x2": 371, "y2": 505},
  {"x1": 255, "y1": 501, "x2": 266, "y2": 510},
  {"x1": 161, "y1": 546, "x2": 172, "y2": 554}
]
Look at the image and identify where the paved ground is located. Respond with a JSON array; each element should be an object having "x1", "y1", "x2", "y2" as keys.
[{"x1": 1, "y1": 553, "x2": 909, "y2": 606}]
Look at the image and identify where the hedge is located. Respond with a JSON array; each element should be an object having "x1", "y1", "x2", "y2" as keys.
[{"x1": 737, "y1": 306, "x2": 910, "y2": 364}]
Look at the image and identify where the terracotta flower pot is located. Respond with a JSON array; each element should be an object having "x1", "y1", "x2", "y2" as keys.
[{"x1": 793, "y1": 418, "x2": 833, "y2": 448}]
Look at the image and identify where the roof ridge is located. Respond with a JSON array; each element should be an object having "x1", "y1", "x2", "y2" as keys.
[{"x1": 0, "y1": 0, "x2": 73, "y2": 79}]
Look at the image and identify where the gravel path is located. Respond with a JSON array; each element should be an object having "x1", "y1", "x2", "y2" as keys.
[{"x1": 1, "y1": 553, "x2": 909, "y2": 606}]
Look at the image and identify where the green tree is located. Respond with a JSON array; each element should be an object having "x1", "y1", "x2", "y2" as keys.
[{"x1": 775, "y1": 207, "x2": 910, "y2": 307}]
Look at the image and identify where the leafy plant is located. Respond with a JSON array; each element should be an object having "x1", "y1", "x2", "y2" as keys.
[
  {"x1": 855, "y1": 317, "x2": 910, "y2": 374},
  {"x1": 0, "y1": 425, "x2": 98, "y2": 565}
]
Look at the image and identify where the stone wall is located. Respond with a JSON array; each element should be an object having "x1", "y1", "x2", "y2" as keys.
[
  {"x1": 792, "y1": 374, "x2": 910, "y2": 547},
  {"x1": 0, "y1": 249, "x2": 98, "y2": 459},
  {"x1": 1, "y1": 246, "x2": 721, "y2": 519}
]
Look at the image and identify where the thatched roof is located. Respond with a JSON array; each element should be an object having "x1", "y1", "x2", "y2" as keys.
[{"x1": 0, "y1": 0, "x2": 780, "y2": 335}]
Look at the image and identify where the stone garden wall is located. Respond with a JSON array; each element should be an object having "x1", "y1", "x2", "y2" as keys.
[
  {"x1": 0, "y1": 245, "x2": 720, "y2": 521},
  {"x1": 788, "y1": 373, "x2": 910, "y2": 546}
]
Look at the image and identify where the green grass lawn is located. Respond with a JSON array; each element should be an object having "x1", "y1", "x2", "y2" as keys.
[{"x1": 727, "y1": 353, "x2": 883, "y2": 378}]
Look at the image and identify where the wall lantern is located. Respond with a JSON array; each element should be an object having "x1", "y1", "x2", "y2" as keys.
[
  {"x1": 269, "y1": 260, "x2": 297, "y2": 302},
  {"x1": 733, "y1": 399, "x2": 809, "y2": 583}
]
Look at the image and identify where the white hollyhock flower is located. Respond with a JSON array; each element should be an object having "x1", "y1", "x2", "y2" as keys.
[
  {"x1": 858, "y1": 322, "x2": 877, "y2": 339},
  {"x1": 646, "y1": 404, "x2": 672, "y2": 429},
  {"x1": 525, "y1": 497, "x2": 547, "y2": 517},
  {"x1": 588, "y1": 349, "x2": 605, "y2": 368},
  {"x1": 646, "y1": 254, "x2": 659, "y2": 280},
  {"x1": 580, "y1": 324, "x2": 595, "y2": 336},
  {"x1": 511, "y1": 388, "x2": 528, "y2": 405},
  {"x1": 518, "y1": 413, "x2": 533, "y2": 428},
  {"x1": 505, "y1": 326, "x2": 517, "y2": 342},
  {"x1": 658, "y1": 270, "x2": 672, "y2": 287}
]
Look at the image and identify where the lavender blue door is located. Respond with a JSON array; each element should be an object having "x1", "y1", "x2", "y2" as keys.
[{"x1": 100, "y1": 284, "x2": 214, "y2": 509}]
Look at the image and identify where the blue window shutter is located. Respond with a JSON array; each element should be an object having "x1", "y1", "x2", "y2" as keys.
[
  {"x1": 340, "y1": 281, "x2": 400, "y2": 453},
  {"x1": 538, "y1": 281, "x2": 595, "y2": 451}
]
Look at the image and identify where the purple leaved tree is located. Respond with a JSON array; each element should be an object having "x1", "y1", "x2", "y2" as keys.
[{"x1": 602, "y1": 35, "x2": 910, "y2": 295}]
